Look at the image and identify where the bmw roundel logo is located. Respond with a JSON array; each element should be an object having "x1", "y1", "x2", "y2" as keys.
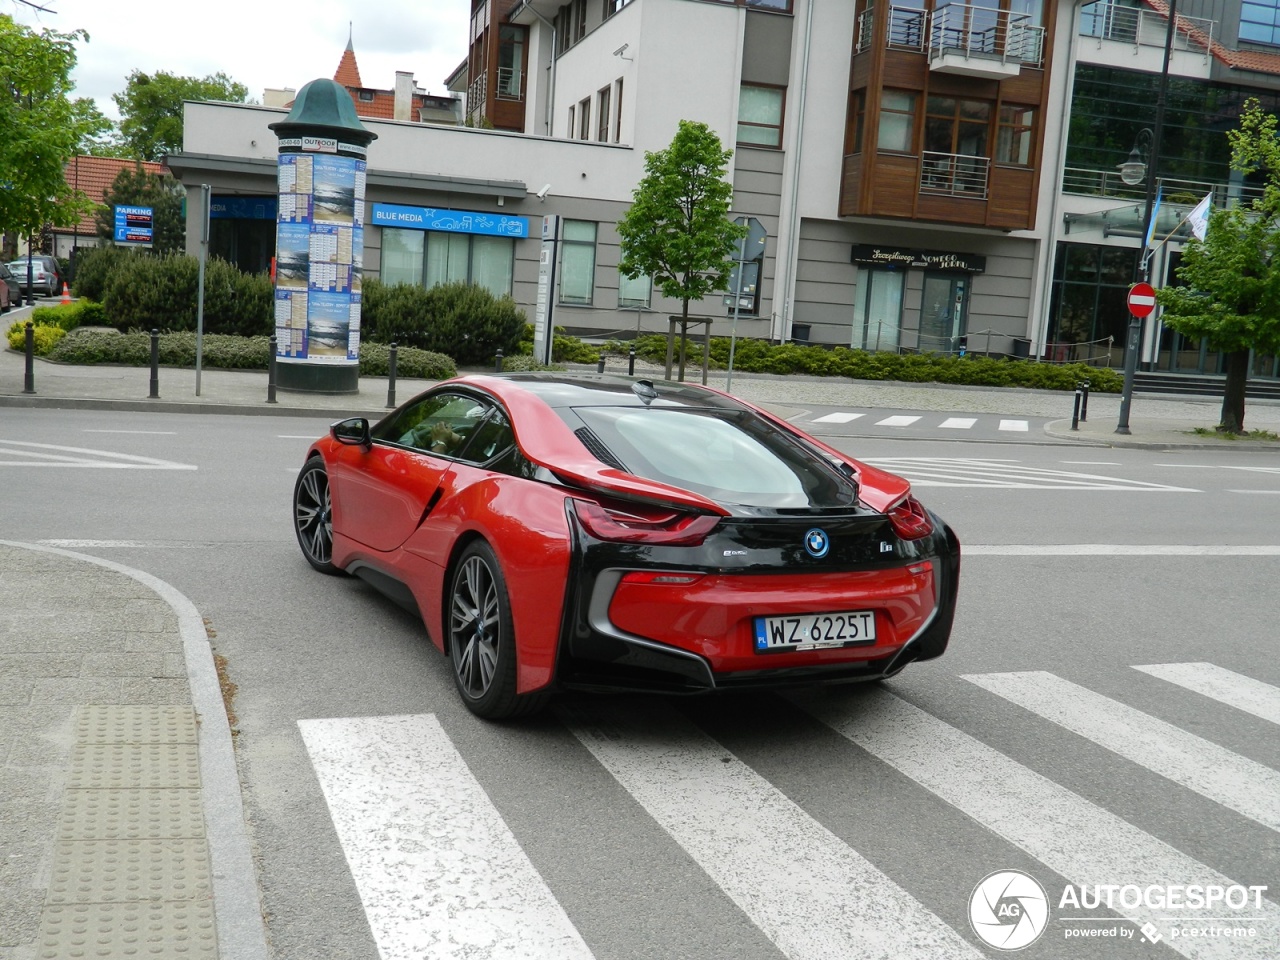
[{"x1": 804, "y1": 528, "x2": 830, "y2": 558}]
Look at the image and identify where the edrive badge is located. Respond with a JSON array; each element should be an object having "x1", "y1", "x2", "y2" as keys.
[{"x1": 804, "y1": 528, "x2": 829, "y2": 558}]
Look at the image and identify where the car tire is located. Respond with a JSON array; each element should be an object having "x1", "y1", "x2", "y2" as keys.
[
  {"x1": 447, "y1": 541, "x2": 548, "y2": 720},
  {"x1": 293, "y1": 458, "x2": 340, "y2": 574}
]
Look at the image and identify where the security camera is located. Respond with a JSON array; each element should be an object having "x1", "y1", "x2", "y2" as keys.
[
  {"x1": 536, "y1": 184, "x2": 551, "y2": 201},
  {"x1": 613, "y1": 43, "x2": 629, "y2": 56}
]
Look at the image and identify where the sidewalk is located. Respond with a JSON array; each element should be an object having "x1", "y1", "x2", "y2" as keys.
[{"x1": 3, "y1": 333, "x2": 1279, "y2": 960}]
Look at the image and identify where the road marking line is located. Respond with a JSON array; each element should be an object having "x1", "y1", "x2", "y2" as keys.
[
  {"x1": 794, "y1": 687, "x2": 1280, "y2": 959},
  {"x1": 810, "y1": 413, "x2": 864, "y2": 424},
  {"x1": 998, "y1": 419, "x2": 1029, "y2": 431},
  {"x1": 1227, "y1": 490, "x2": 1280, "y2": 495},
  {"x1": 561, "y1": 701, "x2": 981, "y2": 960},
  {"x1": 1060, "y1": 461, "x2": 1121, "y2": 465},
  {"x1": 866, "y1": 458, "x2": 1198, "y2": 492},
  {"x1": 278, "y1": 435, "x2": 322, "y2": 439},
  {"x1": 937, "y1": 418, "x2": 976, "y2": 429},
  {"x1": 964, "y1": 544, "x2": 1280, "y2": 555},
  {"x1": 963, "y1": 671, "x2": 1280, "y2": 833},
  {"x1": 1134, "y1": 663, "x2": 1280, "y2": 727},
  {"x1": 874, "y1": 415, "x2": 922, "y2": 427},
  {"x1": 0, "y1": 440, "x2": 195, "y2": 470},
  {"x1": 82, "y1": 429, "x2": 177, "y2": 435},
  {"x1": 299, "y1": 714, "x2": 594, "y2": 960}
]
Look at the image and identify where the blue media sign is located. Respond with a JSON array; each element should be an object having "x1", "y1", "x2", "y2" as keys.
[
  {"x1": 113, "y1": 205, "x2": 153, "y2": 246},
  {"x1": 211, "y1": 196, "x2": 278, "y2": 220},
  {"x1": 370, "y1": 203, "x2": 528, "y2": 238}
]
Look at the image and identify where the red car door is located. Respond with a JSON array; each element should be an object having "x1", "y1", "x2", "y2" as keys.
[{"x1": 328, "y1": 443, "x2": 451, "y2": 553}]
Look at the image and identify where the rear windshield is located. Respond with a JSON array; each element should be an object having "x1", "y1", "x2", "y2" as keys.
[{"x1": 571, "y1": 406, "x2": 857, "y2": 509}]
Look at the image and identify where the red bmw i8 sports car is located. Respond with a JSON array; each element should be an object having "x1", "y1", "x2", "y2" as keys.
[{"x1": 293, "y1": 374, "x2": 959, "y2": 719}]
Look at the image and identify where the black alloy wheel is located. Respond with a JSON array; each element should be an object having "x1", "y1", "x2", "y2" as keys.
[
  {"x1": 447, "y1": 541, "x2": 547, "y2": 720},
  {"x1": 294, "y1": 458, "x2": 338, "y2": 574}
]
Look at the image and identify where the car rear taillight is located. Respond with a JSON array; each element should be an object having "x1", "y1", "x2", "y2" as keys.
[
  {"x1": 619, "y1": 571, "x2": 706, "y2": 585},
  {"x1": 887, "y1": 495, "x2": 934, "y2": 540},
  {"x1": 571, "y1": 499, "x2": 720, "y2": 546}
]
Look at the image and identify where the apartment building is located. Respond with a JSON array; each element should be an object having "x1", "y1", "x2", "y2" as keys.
[{"x1": 165, "y1": 0, "x2": 1279, "y2": 378}]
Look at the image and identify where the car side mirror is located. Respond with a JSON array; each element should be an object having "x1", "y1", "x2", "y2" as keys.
[{"x1": 331, "y1": 417, "x2": 372, "y2": 451}]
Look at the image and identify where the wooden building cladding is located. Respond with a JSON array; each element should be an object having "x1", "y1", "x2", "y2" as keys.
[
  {"x1": 839, "y1": 0, "x2": 1056, "y2": 230},
  {"x1": 469, "y1": 0, "x2": 530, "y2": 131}
]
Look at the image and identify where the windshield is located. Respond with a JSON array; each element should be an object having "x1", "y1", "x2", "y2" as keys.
[{"x1": 571, "y1": 406, "x2": 858, "y2": 509}]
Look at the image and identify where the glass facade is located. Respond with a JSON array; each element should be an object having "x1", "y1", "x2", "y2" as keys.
[
  {"x1": 379, "y1": 228, "x2": 514, "y2": 297},
  {"x1": 1046, "y1": 243, "x2": 1137, "y2": 365}
]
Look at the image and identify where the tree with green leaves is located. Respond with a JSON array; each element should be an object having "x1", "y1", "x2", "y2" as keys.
[
  {"x1": 113, "y1": 70, "x2": 250, "y2": 161},
  {"x1": 617, "y1": 120, "x2": 746, "y2": 378},
  {"x1": 93, "y1": 164, "x2": 186, "y2": 256},
  {"x1": 0, "y1": 15, "x2": 109, "y2": 265},
  {"x1": 1157, "y1": 100, "x2": 1280, "y2": 433}
]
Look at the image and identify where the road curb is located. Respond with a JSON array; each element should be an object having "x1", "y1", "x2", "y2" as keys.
[
  {"x1": 1044, "y1": 418, "x2": 1280, "y2": 451},
  {"x1": 0, "y1": 393, "x2": 386, "y2": 420}
]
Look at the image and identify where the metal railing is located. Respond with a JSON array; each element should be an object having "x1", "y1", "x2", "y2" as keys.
[
  {"x1": 928, "y1": 4, "x2": 1045, "y2": 67},
  {"x1": 856, "y1": 7, "x2": 876, "y2": 53},
  {"x1": 1079, "y1": 1, "x2": 1214, "y2": 57},
  {"x1": 888, "y1": 5, "x2": 928, "y2": 50},
  {"x1": 1061, "y1": 168, "x2": 1264, "y2": 206},
  {"x1": 920, "y1": 151, "x2": 990, "y2": 199},
  {"x1": 495, "y1": 66, "x2": 524, "y2": 101}
]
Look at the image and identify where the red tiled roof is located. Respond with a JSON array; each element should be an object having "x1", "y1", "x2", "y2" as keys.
[
  {"x1": 334, "y1": 43, "x2": 363, "y2": 89},
  {"x1": 55, "y1": 156, "x2": 167, "y2": 237},
  {"x1": 1143, "y1": 0, "x2": 1280, "y2": 76}
]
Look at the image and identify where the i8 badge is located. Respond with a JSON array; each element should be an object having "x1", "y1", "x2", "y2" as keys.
[{"x1": 804, "y1": 528, "x2": 830, "y2": 558}]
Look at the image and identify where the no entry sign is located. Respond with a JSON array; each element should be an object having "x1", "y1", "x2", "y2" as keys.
[{"x1": 1127, "y1": 282, "x2": 1157, "y2": 318}]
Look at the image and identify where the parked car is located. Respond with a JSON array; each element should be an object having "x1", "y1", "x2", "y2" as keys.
[
  {"x1": 5, "y1": 256, "x2": 63, "y2": 298},
  {"x1": 292, "y1": 373, "x2": 961, "y2": 719},
  {"x1": 0, "y1": 263, "x2": 15, "y2": 312}
]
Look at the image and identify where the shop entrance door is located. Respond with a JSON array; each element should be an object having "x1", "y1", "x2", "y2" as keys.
[
  {"x1": 853, "y1": 267, "x2": 904, "y2": 352},
  {"x1": 919, "y1": 273, "x2": 968, "y2": 354}
]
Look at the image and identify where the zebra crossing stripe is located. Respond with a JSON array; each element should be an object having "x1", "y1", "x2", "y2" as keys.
[
  {"x1": 938, "y1": 418, "x2": 977, "y2": 429},
  {"x1": 963, "y1": 671, "x2": 1280, "y2": 833},
  {"x1": 298, "y1": 714, "x2": 594, "y2": 960},
  {"x1": 811, "y1": 412, "x2": 865, "y2": 423},
  {"x1": 998, "y1": 420, "x2": 1029, "y2": 431},
  {"x1": 560, "y1": 700, "x2": 983, "y2": 960},
  {"x1": 795, "y1": 687, "x2": 1280, "y2": 959},
  {"x1": 875, "y1": 415, "x2": 922, "y2": 427},
  {"x1": 1134, "y1": 663, "x2": 1280, "y2": 727}
]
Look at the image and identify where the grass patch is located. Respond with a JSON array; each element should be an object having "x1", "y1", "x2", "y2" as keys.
[{"x1": 1191, "y1": 426, "x2": 1280, "y2": 441}]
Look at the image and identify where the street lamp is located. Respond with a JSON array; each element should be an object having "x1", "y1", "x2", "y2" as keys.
[
  {"x1": 1116, "y1": 0, "x2": 1177, "y2": 435},
  {"x1": 1118, "y1": 129, "x2": 1153, "y2": 187}
]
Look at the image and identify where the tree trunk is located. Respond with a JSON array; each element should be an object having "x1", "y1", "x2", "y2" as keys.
[
  {"x1": 1219, "y1": 348, "x2": 1250, "y2": 433},
  {"x1": 677, "y1": 297, "x2": 690, "y2": 382}
]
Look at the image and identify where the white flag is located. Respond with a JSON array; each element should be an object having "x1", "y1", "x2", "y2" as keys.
[{"x1": 1187, "y1": 192, "x2": 1212, "y2": 241}]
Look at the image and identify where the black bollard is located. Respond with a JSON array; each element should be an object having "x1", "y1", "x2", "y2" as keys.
[
  {"x1": 267, "y1": 335, "x2": 278, "y2": 404},
  {"x1": 149, "y1": 329, "x2": 160, "y2": 398},
  {"x1": 1071, "y1": 385, "x2": 1082, "y2": 431},
  {"x1": 495, "y1": 348, "x2": 504, "y2": 373},
  {"x1": 596, "y1": 356, "x2": 606, "y2": 374},
  {"x1": 386, "y1": 342, "x2": 398, "y2": 409},
  {"x1": 23, "y1": 321, "x2": 35, "y2": 394},
  {"x1": 1080, "y1": 379, "x2": 1090, "y2": 422},
  {"x1": 628, "y1": 346, "x2": 636, "y2": 376}
]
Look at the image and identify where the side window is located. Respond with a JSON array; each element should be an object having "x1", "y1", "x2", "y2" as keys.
[
  {"x1": 373, "y1": 392, "x2": 492, "y2": 455},
  {"x1": 455, "y1": 407, "x2": 516, "y2": 465}
]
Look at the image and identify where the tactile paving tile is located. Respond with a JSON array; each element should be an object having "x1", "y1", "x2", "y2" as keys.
[
  {"x1": 38, "y1": 900, "x2": 217, "y2": 959},
  {"x1": 58, "y1": 788, "x2": 206, "y2": 841},
  {"x1": 47, "y1": 838, "x2": 212, "y2": 904},
  {"x1": 74, "y1": 705, "x2": 197, "y2": 744},
  {"x1": 66, "y1": 743, "x2": 200, "y2": 790}
]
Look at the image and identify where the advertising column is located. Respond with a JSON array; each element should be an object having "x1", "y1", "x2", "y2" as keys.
[{"x1": 268, "y1": 78, "x2": 377, "y2": 393}]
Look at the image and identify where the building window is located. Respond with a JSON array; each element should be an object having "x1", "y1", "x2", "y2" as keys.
[
  {"x1": 567, "y1": 104, "x2": 575, "y2": 139},
  {"x1": 1241, "y1": 1, "x2": 1280, "y2": 45},
  {"x1": 853, "y1": 268, "x2": 904, "y2": 352},
  {"x1": 996, "y1": 105, "x2": 1035, "y2": 165},
  {"x1": 560, "y1": 220, "x2": 597, "y2": 305},
  {"x1": 604, "y1": 0, "x2": 634, "y2": 18},
  {"x1": 379, "y1": 227, "x2": 514, "y2": 298},
  {"x1": 847, "y1": 90, "x2": 866, "y2": 154},
  {"x1": 878, "y1": 90, "x2": 916, "y2": 153},
  {"x1": 574, "y1": 0, "x2": 587, "y2": 40},
  {"x1": 618, "y1": 270, "x2": 651, "y2": 308},
  {"x1": 578, "y1": 97, "x2": 591, "y2": 140},
  {"x1": 497, "y1": 26, "x2": 525, "y2": 100},
  {"x1": 924, "y1": 96, "x2": 990, "y2": 156},
  {"x1": 597, "y1": 85, "x2": 611, "y2": 141},
  {"x1": 737, "y1": 84, "x2": 785, "y2": 148},
  {"x1": 358, "y1": 90, "x2": 375, "y2": 101},
  {"x1": 614, "y1": 78, "x2": 624, "y2": 143}
]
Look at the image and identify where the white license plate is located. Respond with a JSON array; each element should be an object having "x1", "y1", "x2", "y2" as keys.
[{"x1": 753, "y1": 610, "x2": 876, "y2": 653}]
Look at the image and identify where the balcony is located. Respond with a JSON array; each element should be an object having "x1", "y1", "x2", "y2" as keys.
[
  {"x1": 920, "y1": 151, "x2": 989, "y2": 199},
  {"x1": 1079, "y1": 1, "x2": 1214, "y2": 57},
  {"x1": 928, "y1": 4, "x2": 1044, "y2": 78}
]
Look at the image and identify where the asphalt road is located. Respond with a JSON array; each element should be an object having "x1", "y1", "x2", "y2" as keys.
[{"x1": 2, "y1": 406, "x2": 1277, "y2": 960}]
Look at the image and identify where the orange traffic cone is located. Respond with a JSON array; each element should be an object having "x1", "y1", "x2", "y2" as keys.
[{"x1": 60, "y1": 282, "x2": 71, "y2": 305}]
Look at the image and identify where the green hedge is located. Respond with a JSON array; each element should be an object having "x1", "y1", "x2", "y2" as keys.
[
  {"x1": 362, "y1": 278, "x2": 526, "y2": 364},
  {"x1": 622, "y1": 334, "x2": 1123, "y2": 392},
  {"x1": 42, "y1": 329, "x2": 456, "y2": 380}
]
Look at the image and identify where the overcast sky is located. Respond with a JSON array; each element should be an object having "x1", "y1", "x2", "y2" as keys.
[{"x1": 11, "y1": 0, "x2": 468, "y2": 119}]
